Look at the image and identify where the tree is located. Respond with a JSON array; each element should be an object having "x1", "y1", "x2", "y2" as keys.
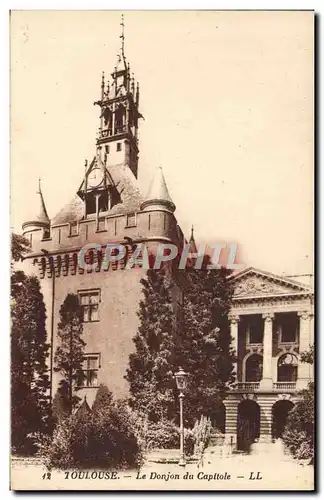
[
  {"x1": 11, "y1": 232, "x2": 30, "y2": 263},
  {"x1": 300, "y1": 344, "x2": 314, "y2": 365},
  {"x1": 11, "y1": 274, "x2": 50, "y2": 452},
  {"x1": 54, "y1": 294, "x2": 86, "y2": 414},
  {"x1": 126, "y1": 269, "x2": 176, "y2": 422},
  {"x1": 92, "y1": 384, "x2": 113, "y2": 412},
  {"x1": 126, "y1": 265, "x2": 235, "y2": 426},
  {"x1": 52, "y1": 389, "x2": 70, "y2": 425},
  {"x1": 46, "y1": 396, "x2": 142, "y2": 470},
  {"x1": 174, "y1": 265, "x2": 235, "y2": 426},
  {"x1": 282, "y1": 344, "x2": 314, "y2": 462}
]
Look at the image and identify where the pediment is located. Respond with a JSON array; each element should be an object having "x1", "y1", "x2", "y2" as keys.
[{"x1": 231, "y1": 267, "x2": 312, "y2": 300}]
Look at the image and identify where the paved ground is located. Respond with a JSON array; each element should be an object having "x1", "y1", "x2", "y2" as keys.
[{"x1": 10, "y1": 444, "x2": 314, "y2": 491}]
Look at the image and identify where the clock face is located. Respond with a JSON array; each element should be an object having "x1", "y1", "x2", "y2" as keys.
[{"x1": 88, "y1": 167, "x2": 103, "y2": 188}]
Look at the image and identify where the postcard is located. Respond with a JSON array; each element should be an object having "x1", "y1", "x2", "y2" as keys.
[{"x1": 10, "y1": 10, "x2": 314, "y2": 491}]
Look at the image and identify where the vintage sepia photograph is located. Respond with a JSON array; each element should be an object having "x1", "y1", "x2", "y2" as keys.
[{"x1": 10, "y1": 10, "x2": 314, "y2": 491}]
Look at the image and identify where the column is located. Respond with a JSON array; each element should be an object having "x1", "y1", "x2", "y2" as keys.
[
  {"x1": 229, "y1": 315, "x2": 239, "y2": 380},
  {"x1": 260, "y1": 313, "x2": 274, "y2": 390},
  {"x1": 223, "y1": 398, "x2": 239, "y2": 451},
  {"x1": 95, "y1": 194, "x2": 101, "y2": 231},
  {"x1": 259, "y1": 399, "x2": 273, "y2": 444},
  {"x1": 297, "y1": 311, "x2": 313, "y2": 389}
]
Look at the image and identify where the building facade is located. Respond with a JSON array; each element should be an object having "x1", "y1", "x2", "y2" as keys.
[
  {"x1": 225, "y1": 267, "x2": 314, "y2": 450},
  {"x1": 20, "y1": 24, "x2": 314, "y2": 449},
  {"x1": 21, "y1": 29, "x2": 185, "y2": 406}
]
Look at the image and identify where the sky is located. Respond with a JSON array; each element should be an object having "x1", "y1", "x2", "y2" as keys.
[{"x1": 10, "y1": 10, "x2": 314, "y2": 277}]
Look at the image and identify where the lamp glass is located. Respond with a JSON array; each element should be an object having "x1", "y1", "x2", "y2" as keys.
[{"x1": 175, "y1": 368, "x2": 187, "y2": 390}]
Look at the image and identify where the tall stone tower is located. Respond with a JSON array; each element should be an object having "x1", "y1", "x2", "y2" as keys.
[{"x1": 21, "y1": 17, "x2": 185, "y2": 405}]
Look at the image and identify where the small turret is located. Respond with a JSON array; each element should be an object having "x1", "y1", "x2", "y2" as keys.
[
  {"x1": 140, "y1": 167, "x2": 175, "y2": 213},
  {"x1": 189, "y1": 225, "x2": 198, "y2": 253},
  {"x1": 22, "y1": 179, "x2": 50, "y2": 241}
]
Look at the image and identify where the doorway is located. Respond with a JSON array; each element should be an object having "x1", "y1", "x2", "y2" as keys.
[
  {"x1": 272, "y1": 400, "x2": 294, "y2": 439},
  {"x1": 237, "y1": 400, "x2": 260, "y2": 452}
]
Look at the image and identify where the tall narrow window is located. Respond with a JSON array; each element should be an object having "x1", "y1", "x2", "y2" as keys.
[
  {"x1": 78, "y1": 290, "x2": 100, "y2": 322},
  {"x1": 277, "y1": 313, "x2": 298, "y2": 343},
  {"x1": 245, "y1": 354, "x2": 263, "y2": 382},
  {"x1": 80, "y1": 354, "x2": 100, "y2": 387},
  {"x1": 115, "y1": 105, "x2": 125, "y2": 133},
  {"x1": 247, "y1": 315, "x2": 263, "y2": 344}
]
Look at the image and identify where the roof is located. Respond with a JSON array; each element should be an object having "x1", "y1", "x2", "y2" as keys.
[
  {"x1": 140, "y1": 167, "x2": 175, "y2": 212},
  {"x1": 51, "y1": 162, "x2": 143, "y2": 225},
  {"x1": 22, "y1": 183, "x2": 50, "y2": 228},
  {"x1": 229, "y1": 266, "x2": 313, "y2": 301}
]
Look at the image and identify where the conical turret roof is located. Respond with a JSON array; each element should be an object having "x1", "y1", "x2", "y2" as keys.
[
  {"x1": 22, "y1": 180, "x2": 50, "y2": 230},
  {"x1": 140, "y1": 167, "x2": 175, "y2": 212}
]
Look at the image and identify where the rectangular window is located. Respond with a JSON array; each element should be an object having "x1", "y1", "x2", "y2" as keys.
[
  {"x1": 247, "y1": 315, "x2": 263, "y2": 344},
  {"x1": 80, "y1": 354, "x2": 100, "y2": 387},
  {"x1": 69, "y1": 222, "x2": 78, "y2": 236},
  {"x1": 78, "y1": 289, "x2": 100, "y2": 322},
  {"x1": 278, "y1": 313, "x2": 298, "y2": 343},
  {"x1": 125, "y1": 212, "x2": 136, "y2": 228},
  {"x1": 117, "y1": 142, "x2": 122, "y2": 152},
  {"x1": 97, "y1": 217, "x2": 106, "y2": 232},
  {"x1": 105, "y1": 145, "x2": 109, "y2": 154},
  {"x1": 42, "y1": 228, "x2": 51, "y2": 240}
]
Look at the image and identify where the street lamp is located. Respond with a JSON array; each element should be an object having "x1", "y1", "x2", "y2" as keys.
[{"x1": 175, "y1": 367, "x2": 188, "y2": 467}]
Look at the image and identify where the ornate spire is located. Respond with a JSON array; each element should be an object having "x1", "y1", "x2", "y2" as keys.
[
  {"x1": 115, "y1": 14, "x2": 127, "y2": 72},
  {"x1": 189, "y1": 225, "x2": 198, "y2": 253},
  {"x1": 120, "y1": 14, "x2": 125, "y2": 57},
  {"x1": 36, "y1": 179, "x2": 50, "y2": 225},
  {"x1": 101, "y1": 71, "x2": 105, "y2": 99},
  {"x1": 140, "y1": 167, "x2": 175, "y2": 213}
]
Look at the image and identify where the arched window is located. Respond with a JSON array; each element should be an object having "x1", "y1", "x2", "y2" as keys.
[
  {"x1": 115, "y1": 105, "x2": 125, "y2": 133},
  {"x1": 245, "y1": 354, "x2": 263, "y2": 382},
  {"x1": 277, "y1": 353, "x2": 298, "y2": 382},
  {"x1": 103, "y1": 107, "x2": 112, "y2": 127}
]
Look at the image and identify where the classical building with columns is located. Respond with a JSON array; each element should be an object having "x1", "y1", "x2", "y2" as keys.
[{"x1": 224, "y1": 267, "x2": 314, "y2": 450}]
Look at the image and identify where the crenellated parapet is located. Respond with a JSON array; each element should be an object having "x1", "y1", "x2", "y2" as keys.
[
  {"x1": 32, "y1": 245, "x2": 136, "y2": 279},
  {"x1": 26, "y1": 210, "x2": 181, "y2": 256}
]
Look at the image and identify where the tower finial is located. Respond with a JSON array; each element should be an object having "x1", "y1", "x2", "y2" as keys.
[
  {"x1": 101, "y1": 71, "x2": 105, "y2": 100},
  {"x1": 189, "y1": 224, "x2": 197, "y2": 253},
  {"x1": 37, "y1": 177, "x2": 42, "y2": 194},
  {"x1": 120, "y1": 14, "x2": 125, "y2": 56}
]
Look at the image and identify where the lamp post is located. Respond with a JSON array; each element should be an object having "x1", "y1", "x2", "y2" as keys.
[{"x1": 175, "y1": 367, "x2": 188, "y2": 467}]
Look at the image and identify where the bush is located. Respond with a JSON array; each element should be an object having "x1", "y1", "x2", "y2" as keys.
[
  {"x1": 192, "y1": 415, "x2": 212, "y2": 455},
  {"x1": 282, "y1": 382, "x2": 314, "y2": 462},
  {"x1": 139, "y1": 419, "x2": 199, "y2": 457},
  {"x1": 184, "y1": 428, "x2": 195, "y2": 456},
  {"x1": 45, "y1": 393, "x2": 143, "y2": 470},
  {"x1": 144, "y1": 420, "x2": 179, "y2": 450}
]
